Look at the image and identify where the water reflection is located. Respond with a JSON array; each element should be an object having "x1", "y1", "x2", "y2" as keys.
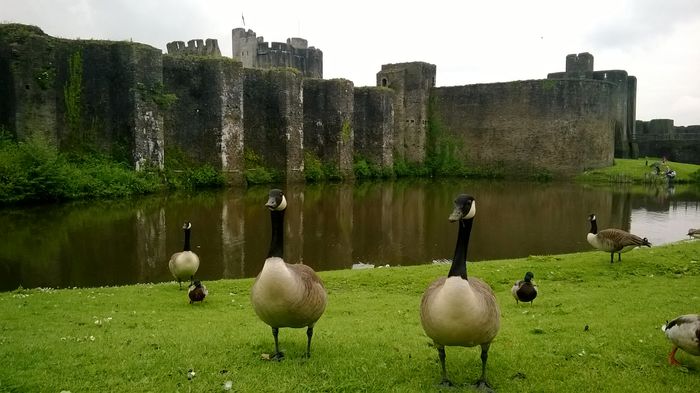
[{"x1": 1, "y1": 180, "x2": 699, "y2": 291}]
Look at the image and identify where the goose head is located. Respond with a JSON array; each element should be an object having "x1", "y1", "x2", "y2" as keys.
[
  {"x1": 182, "y1": 221, "x2": 192, "y2": 230},
  {"x1": 266, "y1": 189, "x2": 287, "y2": 211},
  {"x1": 448, "y1": 194, "x2": 476, "y2": 222},
  {"x1": 588, "y1": 214, "x2": 596, "y2": 222}
]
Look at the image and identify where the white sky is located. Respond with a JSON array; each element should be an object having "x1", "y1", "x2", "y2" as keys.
[{"x1": 3, "y1": 0, "x2": 700, "y2": 125}]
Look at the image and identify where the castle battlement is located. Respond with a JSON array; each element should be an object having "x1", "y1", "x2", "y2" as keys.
[{"x1": 166, "y1": 38, "x2": 221, "y2": 57}]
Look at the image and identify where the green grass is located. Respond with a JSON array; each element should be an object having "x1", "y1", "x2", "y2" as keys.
[
  {"x1": 0, "y1": 241, "x2": 698, "y2": 392},
  {"x1": 578, "y1": 158, "x2": 700, "y2": 184}
]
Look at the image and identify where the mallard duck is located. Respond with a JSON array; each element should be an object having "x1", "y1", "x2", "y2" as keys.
[
  {"x1": 169, "y1": 222, "x2": 200, "y2": 289},
  {"x1": 251, "y1": 189, "x2": 327, "y2": 360},
  {"x1": 687, "y1": 228, "x2": 700, "y2": 239},
  {"x1": 587, "y1": 214, "x2": 651, "y2": 263},
  {"x1": 661, "y1": 314, "x2": 700, "y2": 366},
  {"x1": 511, "y1": 272, "x2": 537, "y2": 304},
  {"x1": 188, "y1": 280, "x2": 208, "y2": 304},
  {"x1": 420, "y1": 194, "x2": 501, "y2": 388}
]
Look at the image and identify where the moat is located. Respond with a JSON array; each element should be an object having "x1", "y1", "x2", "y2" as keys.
[{"x1": 2, "y1": 179, "x2": 699, "y2": 291}]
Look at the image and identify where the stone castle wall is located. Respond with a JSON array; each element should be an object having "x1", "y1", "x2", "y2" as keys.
[
  {"x1": 162, "y1": 55, "x2": 244, "y2": 183},
  {"x1": 302, "y1": 78, "x2": 355, "y2": 179},
  {"x1": 0, "y1": 24, "x2": 164, "y2": 169},
  {"x1": 430, "y1": 79, "x2": 617, "y2": 174},
  {"x1": 242, "y1": 68, "x2": 304, "y2": 182},
  {"x1": 376, "y1": 62, "x2": 435, "y2": 164},
  {"x1": 353, "y1": 87, "x2": 395, "y2": 170},
  {"x1": 548, "y1": 52, "x2": 636, "y2": 158},
  {"x1": 6, "y1": 24, "x2": 697, "y2": 183},
  {"x1": 635, "y1": 119, "x2": 700, "y2": 164}
]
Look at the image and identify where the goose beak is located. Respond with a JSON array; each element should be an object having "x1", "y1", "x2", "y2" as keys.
[{"x1": 448, "y1": 207, "x2": 463, "y2": 222}]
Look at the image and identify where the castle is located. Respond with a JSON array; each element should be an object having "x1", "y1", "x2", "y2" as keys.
[{"x1": 1, "y1": 23, "x2": 698, "y2": 186}]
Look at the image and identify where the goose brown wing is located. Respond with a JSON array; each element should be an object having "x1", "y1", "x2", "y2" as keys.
[{"x1": 597, "y1": 229, "x2": 647, "y2": 250}]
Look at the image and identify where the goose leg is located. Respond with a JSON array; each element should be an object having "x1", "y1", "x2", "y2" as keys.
[
  {"x1": 305, "y1": 326, "x2": 314, "y2": 358},
  {"x1": 609, "y1": 252, "x2": 614, "y2": 264},
  {"x1": 474, "y1": 343, "x2": 495, "y2": 392},
  {"x1": 617, "y1": 253, "x2": 622, "y2": 262},
  {"x1": 271, "y1": 327, "x2": 284, "y2": 361},
  {"x1": 437, "y1": 346, "x2": 453, "y2": 386},
  {"x1": 668, "y1": 346, "x2": 681, "y2": 366},
  {"x1": 178, "y1": 280, "x2": 183, "y2": 290}
]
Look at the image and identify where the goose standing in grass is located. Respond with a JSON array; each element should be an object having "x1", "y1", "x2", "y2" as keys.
[
  {"x1": 688, "y1": 228, "x2": 700, "y2": 239},
  {"x1": 188, "y1": 280, "x2": 208, "y2": 304},
  {"x1": 169, "y1": 222, "x2": 200, "y2": 289},
  {"x1": 661, "y1": 314, "x2": 700, "y2": 366},
  {"x1": 586, "y1": 214, "x2": 651, "y2": 263},
  {"x1": 511, "y1": 272, "x2": 537, "y2": 305},
  {"x1": 251, "y1": 189, "x2": 327, "y2": 360},
  {"x1": 420, "y1": 194, "x2": 500, "y2": 389}
]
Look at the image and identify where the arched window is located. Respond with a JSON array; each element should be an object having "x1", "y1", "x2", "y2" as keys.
[{"x1": 381, "y1": 78, "x2": 388, "y2": 87}]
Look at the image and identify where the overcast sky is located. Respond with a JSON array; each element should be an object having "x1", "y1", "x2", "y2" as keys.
[{"x1": 3, "y1": 0, "x2": 700, "y2": 125}]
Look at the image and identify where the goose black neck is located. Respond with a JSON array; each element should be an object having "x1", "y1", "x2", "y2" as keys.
[
  {"x1": 448, "y1": 218, "x2": 474, "y2": 279},
  {"x1": 183, "y1": 228, "x2": 192, "y2": 251},
  {"x1": 268, "y1": 210, "x2": 284, "y2": 258},
  {"x1": 589, "y1": 218, "x2": 597, "y2": 235}
]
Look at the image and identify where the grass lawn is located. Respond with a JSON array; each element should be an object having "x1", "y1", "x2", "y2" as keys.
[
  {"x1": 0, "y1": 241, "x2": 699, "y2": 392},
  {"x1": 577, "y1": 158, "x2": 700, "y2": 184}
]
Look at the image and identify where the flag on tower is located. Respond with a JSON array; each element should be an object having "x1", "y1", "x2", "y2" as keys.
[{"x1": 242, "y1": 13, "x2": 246, "y2": 27}]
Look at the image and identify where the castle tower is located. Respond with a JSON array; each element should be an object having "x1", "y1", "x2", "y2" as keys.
[
  {"x1": 565, "y1": 52, "x2": 594, "y2": 73},
  {"x1": 232, "y1": 28, "x2": 322, "y2": 78},
  {"x1": 548, "y1": 53, "x2": 636, "y2": 158},
  {"x1": 376, "y1": 62, "x2": 436, "y2": 164}
]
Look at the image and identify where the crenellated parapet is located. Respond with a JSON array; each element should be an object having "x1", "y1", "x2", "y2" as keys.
[{"x1": 166, "y1": 38, "x2": 221, "y2": 57}]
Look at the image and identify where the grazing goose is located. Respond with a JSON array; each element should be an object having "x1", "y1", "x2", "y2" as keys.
[
  {"x1": 661, "y1": 314, "x2": 700, "y2": 366},
  {"x1": 688, "y1": 228, "x2": 700, "y2": 239},
  {"x1": 251, "y1": 189, "x2": 327, "y2": 360},
  {"x1": 420, "y1": 194, "x2": 500, "y2": 389},
  {"x1": 169, "y1": 222, "x2": 200, "y2": 289},
  {"x1": 511, "y1": 272, "x2": 538, "y2": 305},
  {"x1": 188, "y1": 280, "x2": 208, "y2": 304},
  {"x1": 586, "y1": 214, "x2": 651, "y2": 263}
]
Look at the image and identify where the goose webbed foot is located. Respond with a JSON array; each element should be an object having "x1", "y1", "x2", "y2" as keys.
[
  {"x1": 472, "y1": 379, "x2": 495, "y2": 393},
  {"x1": 271, "y1": 351, "x2": 285, "y2": 361}
]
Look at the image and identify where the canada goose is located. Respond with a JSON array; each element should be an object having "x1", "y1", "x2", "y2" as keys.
[
  {"x1": 420, "y1": 194, "x2": 500, "y2": 388},
  {"x1": 169, "y1": 222, "x2": 200, "y2": 289},
  {"x1": 586, "y1": 214, "x2": 651, "y2": 263},
  {"x1": 661, "y1": 314, "x2": 700, "y2": 366},
  {"x1": 688, "y1": 228, "x2": 700, "y2": 239},
  {"x1": 188, "y1": 280, "x2": 208, "y2": 304},
  {"x1": 251, "y1": 189, "x2": 327, "y2": 360},
  {"x1": 511, "y1": 272, "x2": 538, "y2": 304}
]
